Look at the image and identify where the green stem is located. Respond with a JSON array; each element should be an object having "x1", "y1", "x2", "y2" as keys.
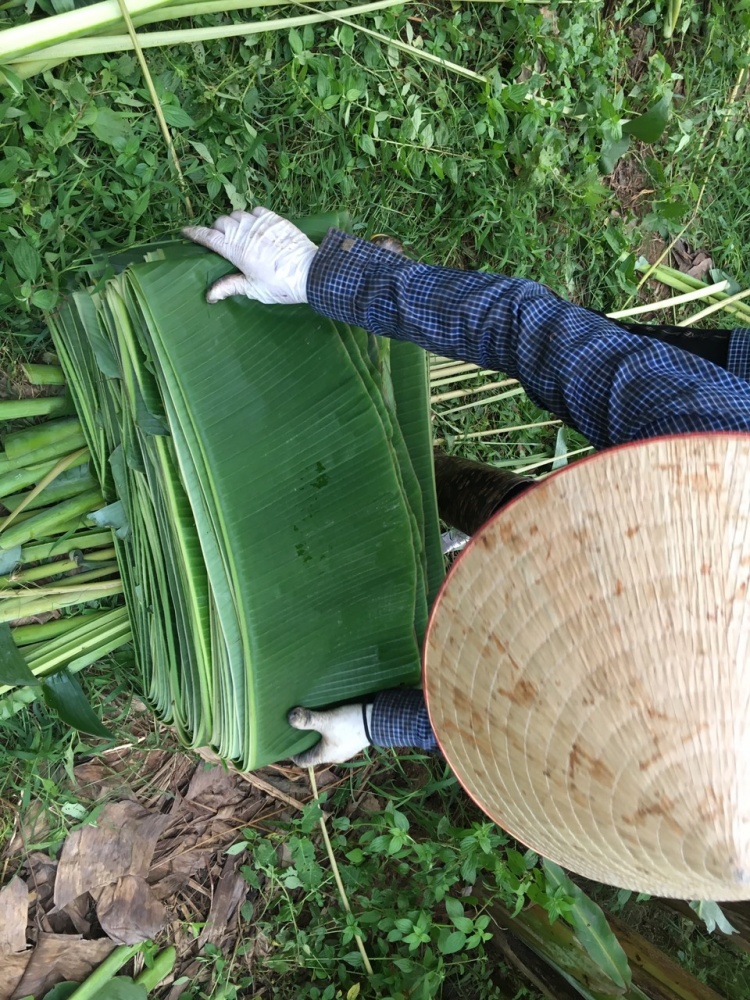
[
  {"x1": 115, "y1": 0, "x2": 194, "y2": 216},
  {"x1": 0, "y1": 488, "x2": 104, "y2": 549},
  {"x1": 336, "y1": 16, "x2": 488, "y2": 83},
  {"x1": 0, "y1": 447, "x2": 91, "y2": 533},
  {"x1": 21, "y1": 364, "x2": 66, "y2": 385},
  {"x1": 0, "y1": 431, "x2": 88, "y2": 474},
  {"x1": 22, "y1": 528, "x2": 113, "y2": 563},
  {"x1": 55, "y1": 562, "x2": 120, "y2": 585},
  {"x1": 134, "y1": 946, "x2": 177, "y2": 991},
  {"x1": 636, "y1": 261, "x2": 750, "y2": 324},
  {"x1": 66, "y1": 943, "x2": 145, "y2": 1000},
  {"x1": 133, "y1": 0, "x2": 291, "y2": 23},
  {"x1": 11, "y1": 614, "x2": 104, "y2": 645},
  {"x1": 0, "y1": 0, "x2": 174, "y2": 60},
  {"x1": 0, "y1": 581, "x2": 123, "y2": 624},
  {"x1": 22, "y1": 610, "x2": 130, "y2": 676},
  {"x1": 0, "y1": 462, "x2": 58, "y2": 499},
  {"x1": 83, "y1": 546, "x2": 118, "y2": 561},
  {"x1": 9, "y1": 0, "x2": 407, "y2": 62},
  {"x1": 0, "y1": 556, "x2": 81, "y2": 587},
  {"x1": 0, "y1": 396, "x2": 73, "y2": 420},
  {"x1": 3, "y1": 469, "x2": 98, "y2": 512},
  {"x1": 3, "y1": 416, "x2": 82, "y2": 462}
]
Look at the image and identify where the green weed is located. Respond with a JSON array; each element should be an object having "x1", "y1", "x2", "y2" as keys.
[{"x1": 209, "y1": 759, "x2": 563, "y2": 1000}]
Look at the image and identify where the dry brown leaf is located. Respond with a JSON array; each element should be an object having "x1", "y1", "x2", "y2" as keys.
[
  {"x1": 356, "y1": 793, "x2": 383, "y2": 814},
  {"x1": 73, "y1": 748, "x2": 193, "y2": 808},
  {"x1": 0, "y1": 952, "x2": 30, "y2": 1000},
  {"x1": 149, "y1": 872, "x2": 190, "y2": 901},
  {"x1": 197, "y1": 854, "x2": 247, "y2": 949},
  {"x1": 150, "y1": 766, "x2": 250, "y2": 881},
  {"x1": 9, "y1": 934, "x2": 114, "y2": 1000},
  {"x1": 0, "y1": 878, "x2": 28, "y2": 953},
  {"x1": 686, "y1": 257, "x2": 714, "y2": 281},
  {"x1": 185, "y1": 764, "x2": 245, "y2": 811},
  {"x1": 151, "y1": 818, "x2": 215, "y2": 879},
  {"x1": 46, "y1": 893, "x2": 92, "y2": 936},
  {"x1": 54, "y1": 800, "x2": 171, "y2": 911},
  {"x1": 95, "y1": 875, "x2": 167, "y2": 945}
]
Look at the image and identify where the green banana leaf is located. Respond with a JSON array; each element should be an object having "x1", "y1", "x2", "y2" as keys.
[{"x1": 48, "y1": 216, "x2": 444, "y2": 769}]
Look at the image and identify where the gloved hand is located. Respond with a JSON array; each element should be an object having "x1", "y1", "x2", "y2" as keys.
[
  {"x1": 182, "y1": 207, "x2": 317, "y2": 305},
  {"x1": 288, "y1": 703, "x2": 373, "y2": 766}
]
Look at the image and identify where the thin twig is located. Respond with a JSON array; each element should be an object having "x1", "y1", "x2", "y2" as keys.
[
  {"x1": 431, "y1": 378, "x2": 519, "y2": 404},
  {"x1": 237, "y1": 770, "x2": 306, "y2": 812},
  {"x1": 432, "y1": 419, "x2": 562, "y2": 445},
  {"x1": 435, "y1": 385, "x2": 525, "y2": 417},
  {"x1": 430, "y1": 369, "x2": 497, "y2": 388},
  {"x1": 308, "y1": 765, "x2": 374, "y2": 976},
  {"x1": 678, "y1": 286, "x2": 750, "y2": 327},
  {"x1": 606, "y1": 280, "x2": 729, "y2": 319},
  {"x1": 114, "y1": 0, "x2": 194, "y2": 217}
]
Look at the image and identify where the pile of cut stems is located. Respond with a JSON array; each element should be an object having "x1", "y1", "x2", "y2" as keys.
[{"x1": 0, "y1": 364, "x2": 130, "y2": 722}]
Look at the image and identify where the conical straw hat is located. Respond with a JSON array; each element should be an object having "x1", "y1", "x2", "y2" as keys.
[{"x1": 424, "y1": 433, "x2": 750, "y2": 900}]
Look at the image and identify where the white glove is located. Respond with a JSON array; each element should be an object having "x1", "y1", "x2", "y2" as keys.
[
  {"x1": 288, "y1": 704, "x2": 373, "y2": 766},
  {"x1": 182, "y1": 207, "x2": 317, "y2": 305}
]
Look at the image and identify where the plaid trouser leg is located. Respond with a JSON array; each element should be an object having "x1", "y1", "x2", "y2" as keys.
[
  {"x1": 433, "y1": 450, "x2": 534, "y2": 536},
  {"x1": 612, "y1": 317, "x2": 732, "y2": 370}
]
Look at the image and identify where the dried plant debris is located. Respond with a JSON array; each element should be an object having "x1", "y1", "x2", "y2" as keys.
[
  {"x1": 0, "y1": 749, "x2": 318, "y2": 996},
  {"x1": 8, "y1": 935, "x2": 114, "y2": 1000},
  {"x1": 54, "y1": 800, "x2": 171, "y2": 911}
]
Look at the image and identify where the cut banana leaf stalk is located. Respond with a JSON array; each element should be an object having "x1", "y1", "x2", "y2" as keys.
[
  {"x1": 0, "y1": 384, "x2": 131, "y2": 727},
  {"x1": 44, "y1": 215, "x2": 443, "y2": 769}
]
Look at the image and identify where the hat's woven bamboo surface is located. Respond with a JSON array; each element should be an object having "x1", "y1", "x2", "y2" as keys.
[{"x1": 425, "y1": 434, "x2": 750, "y2": 899}]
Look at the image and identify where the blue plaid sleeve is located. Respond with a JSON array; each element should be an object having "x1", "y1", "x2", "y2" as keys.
[
  {"x1": 370, "y1": 688, "x2": 438, "y2": 752},
  {"x1": 308, "y1": 231, "x2": 750, "y2": 450},
  {"x1": 308, "y1": 231, "x2": 750, "y2": 753},
  {"x1": 729, "y1": 328, "x2": 750, "y2": 380}
]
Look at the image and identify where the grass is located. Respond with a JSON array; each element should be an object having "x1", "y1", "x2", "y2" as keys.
[{"x1": 2, "y1": 0, "x2": 750, "y2": 996}]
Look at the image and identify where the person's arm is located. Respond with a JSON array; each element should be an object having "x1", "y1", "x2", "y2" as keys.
[
  {"x1": 307, "y1": 231, "x2": 750, "y2": 450},
  {"x1": 288, "y1": 689, "x2": 437, "y2": 764},
  {"x1": 183, "y1": 209, "x2": 750, "y2": 765},
  {"x1": 183, "y1": 209, "x2": 750, "y2": 450}
]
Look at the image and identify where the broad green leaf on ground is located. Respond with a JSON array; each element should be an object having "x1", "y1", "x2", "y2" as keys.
[
  {"x1": 623, "y1": 94, "x2": 672, "y2": 144},
  {"x1": 14, "y1": 237, "x2": 41, "y2": 281},
  {"x1": 160, "y1": 104, "x2": 195, "y2": 128},
  {"x1": 42, "y1": 983, "x2": 79, "y2": 1000},
  {"x1": 689, "y1": 900, "x2": 738, "y2": 935},
  {"x1": 42, "y1": 668, "x2": 113, "y2": 737},
  {"x1": 89, "y1": 978, "x2": 147, "y2": 1000},
  {"x1": 600, "y1": 136, "x2": 631, "y2": 174},
  {"x1": 89, "y1": 107, "x2": 132, "y2": 146},
  {"x1": 543, "y1": 860, "x2": 632, "y2": 990},
  {"x1": 0, "y1": 623, "x2": 39, "y2": 686}
]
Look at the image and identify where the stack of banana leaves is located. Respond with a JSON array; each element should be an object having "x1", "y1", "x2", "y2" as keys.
[{"x1": 27, "y1": 213, "x2": 444, "y2": 769}]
